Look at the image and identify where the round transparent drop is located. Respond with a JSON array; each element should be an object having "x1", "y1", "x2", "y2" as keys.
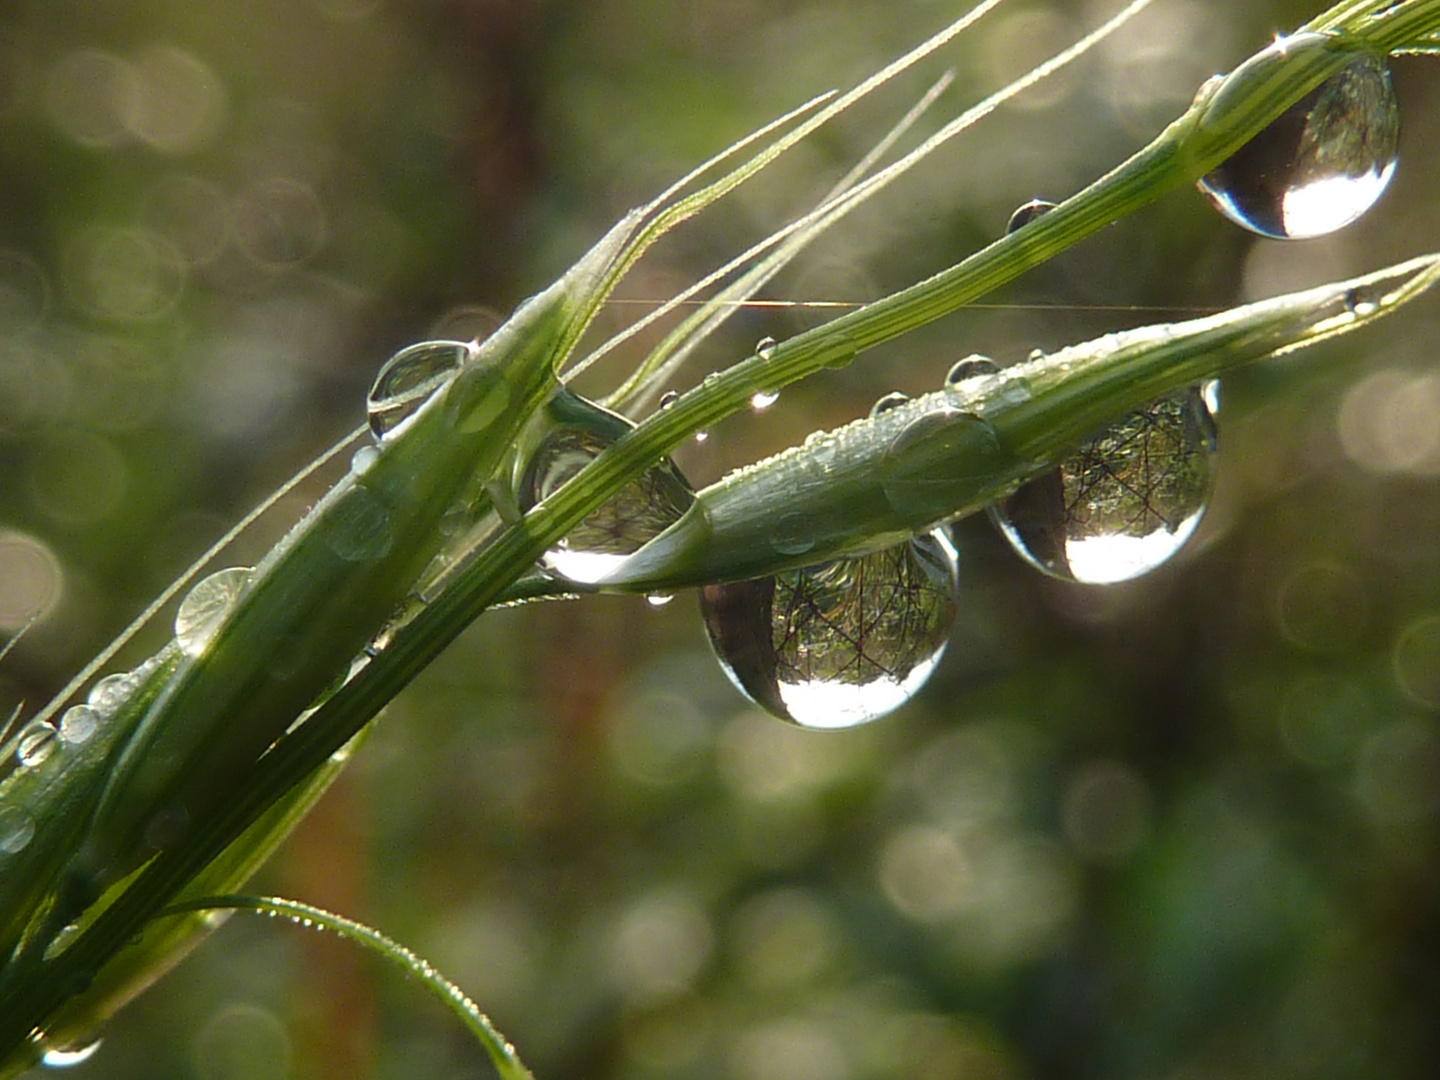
[
  {"x1": 945, "y1": 355, "x2": 999, "y2": 386},
  {"x1": 990, "y1": 386, "x2": 1216, "y2": 584},
  {"x1": 59, "y1": 705, "x2": 100, "y2": 746},
  {"x1": 175, "y1": 566, "x2": 252, "y2": 657},
  {"x1": 1197, "y1": 51, "x2": 1399, "y2": 239},
  {"x1": 15, "y1": 720, "x2": 59, "y2": 767},
  {"x1": 366, "y1": 340, "x2": 468, "y2": 440},
  {"x1": 870, "y1": 392, "x2": 909, "y2": 417},
  {"x1": 699, "y1": 532, "x2": 958, "y2": 729},
  {"x1": 0, "y1": 805, "x2": 35, "y2": 855},
  {"x1": 517, "y1": 394, "x2": 695, "y2": 584},
  {"x1": 87, "y1": 671, "x2": 139, "y2": 714},
  {"x1": 1005, "y1": 198, "x2": 1056, "y2": 234}
]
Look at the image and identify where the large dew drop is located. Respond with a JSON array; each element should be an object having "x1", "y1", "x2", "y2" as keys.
[
  {"x1": 990, "y1": 386, "x2": 1216, "y2": 584},
  {"x1": 366, "y1": 340, "x2": 469, "y2": 440},
  {"x1": 700, "y1": 532, "x2": 958, "y2": 729},
  {"x1": 1198, "y1": 50, "x2": 1398, "y2": 239},
  {"x1": 517, "y1": 391, "x2": 694, "y2": 584},
  {"x1": 175, "y1": 567, "x2": 252, "y2": 657}
]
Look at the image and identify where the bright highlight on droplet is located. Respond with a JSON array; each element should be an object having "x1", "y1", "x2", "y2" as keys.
[
  {"x1": 990, "y1": 386, "x2": 1216, "y2": 584},
  {"x1": 1198, "y1": 50, "x2": 1399, "y2": 239},
  {"x1": 700, "y1": 531, "x2": 958, "y2": 728}
]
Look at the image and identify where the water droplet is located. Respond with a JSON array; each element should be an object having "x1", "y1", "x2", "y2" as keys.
[
  {"x1": 879, "y1": 409, "x2": 1005, "y2": 521},
  {"x1": 694, "y1": 431, "x2": 709, "y2": 444},
  {"x1": 322, "y1": 486, "x2": 394, "y2": 562},
  {"x1": 0, "y1": 805, "x2": 36, "y2": 855},
  {"x1": 945, "y1": 355, "x2": 1000, "y2": 386},
  {"x1": 87, "y1": 672, "x2": 139, "y2": 715},
  {"x1": 349, "y1": 444, "x2": 379, "y2": 475},
  {"x1": 1006, "y1": 198, "x2": 1056, "y2": 234},
  {"x1": 769, "y1": 513, "x2": 816, "y2": 556},
  {"x1": 366, "y1": 340, "x2": 468, "y2": 440},
  {"x1": 659, "y1": 390, "x2": 679, "y2": 409},
  {"x1": 869, "y1": 392, "x2": 909, "y2": 417},
  {"x1": 646, "y1": 593, "x2": 675, "y2": 608},
  {"x1": 751, "y1": 389, "x2": 780, "y2": 411},
  {"x1": 518, "y1": 393, "x2": 694, "y2": 584},
  {"x1": 41, "y1": 1040, "x2": 103, "y2": 1069},
  {"x1": 700, "y1": 532, "x2": 958, "y2": 729},
  {"x1": 59, "y1": 705, "x2": 100, "y2": 746},
  {"x1": 756, "y1": 336, "x2": 778, "y2": 360},
  {"x1": 990, "y1": 386, "x2": 1216, "y2": 584},
  {"x1": 15, "y1": 720, "x2": 58, "y2": 767},
  {"x1": 1198, "y1": 51, "x2": 1398, "y2": 239},
  {"x1": 1027, "y1": 348, "x2": 1046, "y2": 363},
  {"x1": 175, "y1": 566, "x2": 252, "y2": 657}
]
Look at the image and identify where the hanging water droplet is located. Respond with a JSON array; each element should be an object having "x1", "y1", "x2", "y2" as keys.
[
  {"x1": 751, "y1": 389, "x2": 780, "y2": 411},
  {"x1": 518, "y1": 392, "x2": 695, "y2": 584},
  {"x1": 15, "y1": 720, "x2": 58, "y2": 767},
  {"x1": 659, "y1": 390, "x2": 679, "y2": 409},
  {"x1": 0, "y1": 805, "x2": 36, "y2": 855},
  {"x1": 694, "y1": 430, "x2": 709, "y2": 444},
  {"x1": 175, "y1": 567, "x2": 253, "y2": 658},
  {"x1": 700, "y1": 532, "x2": 958, "y2": 729},
  {"x1": 59, "y1": 705, "x2": 100, "y2": 746},
  {"x1": 870, "y1": 392, "x2": 909, "y2": 417},
  {"x1": 756, "y1": 336, "x2": 778, "y2": 360},
  {"x1": 1197, "y1": 50, "x2": 1398, "y2": 239},
  {"x1": 1006, "y1": 198, "x2": 1056, "y2": 234},
  {"x1": 41, "y1": 1040, "x2": 103, "y2": 1069},
  {"x1": 87, "y1": 672, "x2": 140, "y2": 715},
  {"x1": 990, "y1": 385, "x2": 1216, "y2": 584},
  {"x1": 945, "y1": 355, "x2": 1000, "y2": 386},
  {"x1": 366, "y1": 340, "x2": 469, "y2": 441},
  {"x1": 645, "y1": 592, "x2": 675, "y2": 607}
]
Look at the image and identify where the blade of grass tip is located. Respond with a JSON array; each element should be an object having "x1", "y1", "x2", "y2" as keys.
[
  {"x1": 557, "y1": 0, "x2": 1019, "y2": 373},
  {"x1": 595, "y1": 69, "x2": 958, "y2": 410},
  {"x1": 597, "y1": 0, "x2": 1156, "y2": 410},
  {"x1": 161, "y1": 896, "x2": 534, "y2": 1080},
  {"x1": 26, "y1": 423, "x2": 370, "y2": 731}
]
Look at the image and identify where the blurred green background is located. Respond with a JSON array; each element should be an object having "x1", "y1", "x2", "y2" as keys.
[{"x1": 4, "y1": 0, "x2": 1440, "y2": 1078}]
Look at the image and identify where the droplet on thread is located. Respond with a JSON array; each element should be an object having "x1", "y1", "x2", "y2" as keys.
[
  {"x1": 989, "y1": 385, "x2": 1216, "y2": 584},
  {"x1": 174, "y1": 566, "x2": 252, "y2": 657},
  {"x1": 701, "y1": 532, "x2": 958, "y2": 729},
  {"x1": 1197, "y1": 50, "x2": 1399, "y2": 239},
  {"x1": 15, "y1": 720, "x2": 59, "y2": 767},
  {"x1": 366, "y1": 340, "x2": 468, "y2": 441},
  {"x1": 517, "y1": 393, "x2": 695, "y2": 584}
]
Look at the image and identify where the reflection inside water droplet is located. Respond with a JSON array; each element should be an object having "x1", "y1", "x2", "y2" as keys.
[
  {"x1": 175, "y1": 566, "x2": 253, "y2": 657},
  {"x1": 366, "y1": 340, "x2": 468, "y2": 440},
  {"x1": 15, "y1": 720, "x2": 59, "y2": 767},
  {"x1": 1198, "y1": 50, "x2": 1398, "y2": 239},
  {"x1": 990, "y1": 385, "x2": 1216, "y2": 584},
  {"x1": 518, "y1": 392, "x2": 694, "y2": 584},
  {"x1": 700, "y1": 532, "x2": 958, "y2": 729}
]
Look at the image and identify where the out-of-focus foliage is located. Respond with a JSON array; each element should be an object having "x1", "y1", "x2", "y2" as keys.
[{"x1": 3, "y1": 1, "x2": 1440, "y2": 1079}]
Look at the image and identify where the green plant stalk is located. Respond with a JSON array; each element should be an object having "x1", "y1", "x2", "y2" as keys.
[{"x1": 3, "y1": 0, "x2": 1438, "y2": 1069}]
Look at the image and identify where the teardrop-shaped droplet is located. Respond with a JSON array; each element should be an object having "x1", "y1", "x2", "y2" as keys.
[
  {"x1": 870, "y1": 392, "x2": 910, "y2": 417},
  {"x1": 990, "y1": 385, "x2": 1216, "y2": 584},
  {"x1": 59, "y1": 705, "x2": 100, "y2": 746},
  {"x1": 0, "y1": 805, "x2": 36, "y2": 855},
  {"x1": 1006, "y1": 198, "x2": 1056, "y2": 234},
  {"x1": 700, "y1": 532, "x2": 958, "y2": 729},
  {"x1": 366, "y1": 340, "x2": 469, "y2": 441},
  {"x1": 1198, "y1": 51, "x2": 1398, "y2": 239},
  {"x1": 15, "y1": 720, "x2": 59, "y2": 767},
  {"x1": 518, "y1": 392, "x2": 694, "y2": 584},
  {"x1": 945, "y1": 355, "x2": 1000, "y2": 386},
  {"x1": 175, "y1": 567, "x2": 253, "y2": 658},
  {"x1": 751, "y1": 389, "x2": 780, "y2": 411}
]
